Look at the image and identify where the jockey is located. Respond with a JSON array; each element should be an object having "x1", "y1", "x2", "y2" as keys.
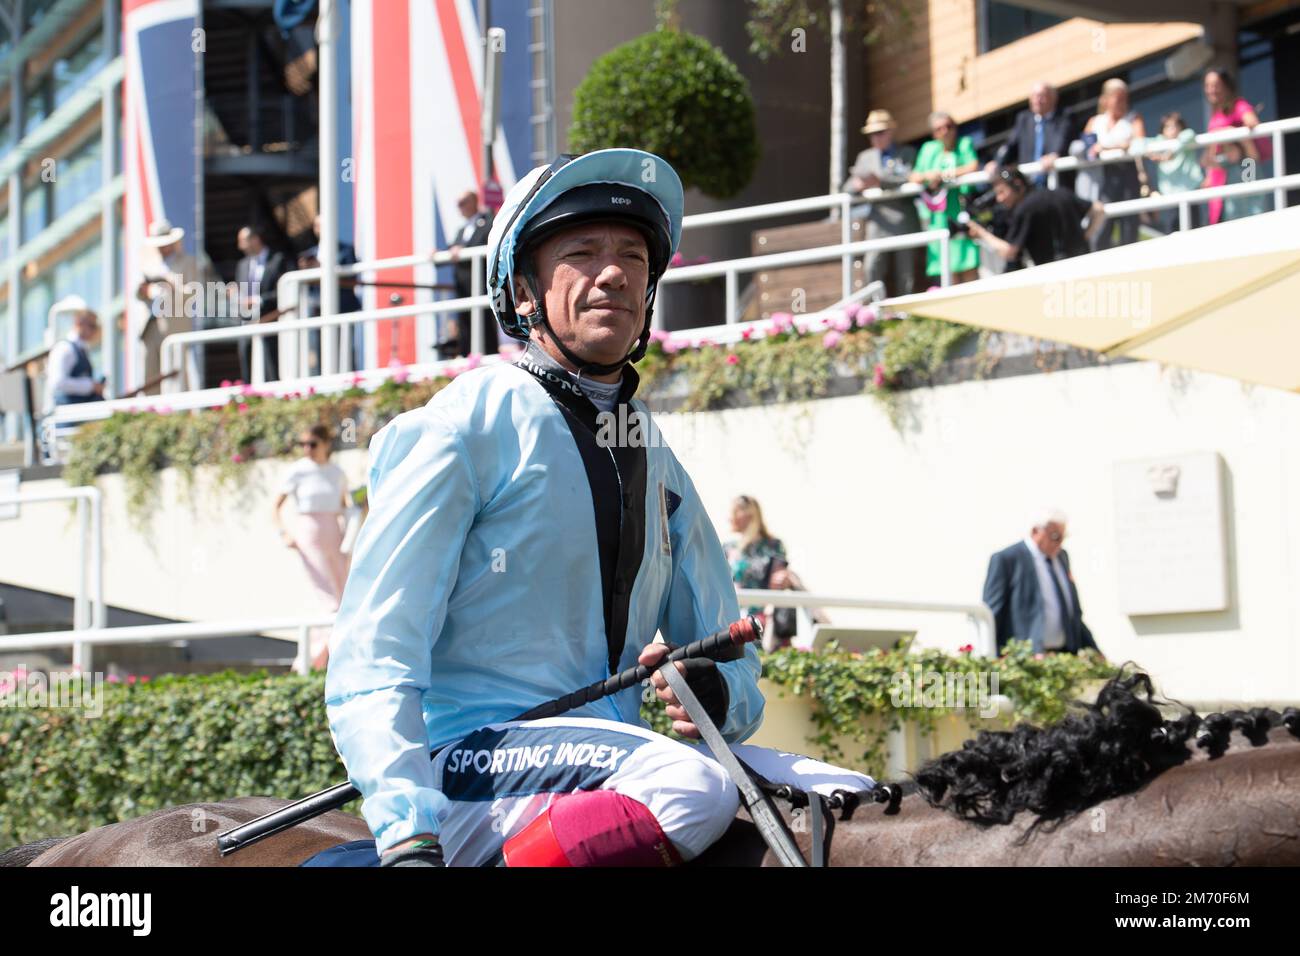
[{"x1": 324, "y1": 148, "x2": 872, "y2": 868}]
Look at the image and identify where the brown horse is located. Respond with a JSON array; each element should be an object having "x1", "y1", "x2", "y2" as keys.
[{"x1": 7, "y1": 676, "x2": 1300, "y2": 867}]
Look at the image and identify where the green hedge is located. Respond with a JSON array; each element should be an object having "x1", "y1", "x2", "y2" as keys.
[
  {"x1": 569, "y1": 29, "x2": 759, "y2": 199},
  {"x1": 0, "y1": 642, "x2": 1114, "y2": 851}
]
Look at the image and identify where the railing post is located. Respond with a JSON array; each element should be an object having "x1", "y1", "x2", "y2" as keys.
[
  {"x1": 840, "y1": 194, "x2": 852, "y2": 303},
  {"x1": 471, "y1": 256, "x2": 485, "y2": 356},
  {"x1": 939, "y1": 233, "x2": 951, "y2": 287},
  {"x1": 1274, "y1": 128, "x2": 1287, "y2": 212},
  {"x1": 1179, "y1": 201, "x2": 1191, "y2": 232},
  {"x1": 90, "y1": 490, "x2": 105, "y2": 629},
  {"x1": 75, "y1": 497, "x2": 88, "y2": 632},
  {"x1": 296, "y1": 623, "x2": 312, "y2": 675},
  {"x1": 725, "y1": 270, "x2": 738, "y2": 325},
  {"x1": 252, "y1": 332, "x2": 265, "y2": 386}
]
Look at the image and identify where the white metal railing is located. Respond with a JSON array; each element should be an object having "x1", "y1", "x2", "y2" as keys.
[
  {"x1": 37, "y1": 115, "x2": 1300, "y2": 432},
  {"x1": 0, "y1": 487, "x2": 104, "y2": 656},
  {"x1": 0, "y1": 615, "x2": 336, "y2": 677},
  {"x1": 738, "y1": 589, "x2": 997, "y2": 658},
  {"x1": 276, "y1": 245, "x2": 492, "y2": 376},
  {"x1": 1101, "y1": 171, "x2": 1300, "y2": 229},
  {"x1": 858, "y1": 114, "x2": 1300, "y2": 203}
]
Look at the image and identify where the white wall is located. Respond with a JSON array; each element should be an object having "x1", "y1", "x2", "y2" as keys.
[
  {"x1": 655, "y1": 361, "x2": 1300, "y2": 704},
  {"x1": 0, "y1": 451, "x2": 370, "y2": 630},
  {"x1": 4, "y1": 360, "x2": 1297, "y2": 702}
]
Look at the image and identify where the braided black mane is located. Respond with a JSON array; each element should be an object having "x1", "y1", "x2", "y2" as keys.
[{"x1": 912, "y1": 668, "x2": 1300, "y2": 835}]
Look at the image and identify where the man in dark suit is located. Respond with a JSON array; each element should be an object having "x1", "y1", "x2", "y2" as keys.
[
  {"x1": 986, "y1": 82, "x2": 1075, "y2": 186},
  {"x1": 446, "y1": 189, "x2": 495, "y2": 358},
  {"x1": 843, "y1": 109, "x2": 923, "y2": 297},
  {"x1": 982, "y1": 509, "x2": 1099, "y2": 655},
  {"x1": 299, "y1": 214, "x2": 365, "y2": 373},
  {"x1": 234, "y1": 224, "x2": 290, "y2": 383}
]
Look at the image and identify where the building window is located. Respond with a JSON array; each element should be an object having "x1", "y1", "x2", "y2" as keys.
[
  {"x1": 22, "y1": 180, "x2": 49, "y2": 237},
  {"x1": 52, "y1": 31, "x2": 107, "y2": 110},
  {"x1": 978, "y1": 1, "x2": 1065, "y2": 54},
  {"x1": 52, "y1": 136, "x2": 102, "y2": 219},
  {"x1": 20, "y1": 274, "x2": 53, "y2": 353}
]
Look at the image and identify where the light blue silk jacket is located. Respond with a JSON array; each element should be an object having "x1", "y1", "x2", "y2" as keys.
[{"x1": 324, "y1": 360, "x2": 764, "y2": 853}]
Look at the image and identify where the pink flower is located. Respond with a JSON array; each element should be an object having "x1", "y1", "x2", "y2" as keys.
[
  {"x1": 663, "y1": 339, "x2": 680, "y2": 355},
  {"x1": 307, "y1": 386, "x2": 316, "y2": 396},
  {"x1": 770, "y1": 312, "x2": 794, "y2": 334},
  {"x1": 234, "y1": 379, "x2": 245, "y2": 386},
  {"x1": 857, "y1": 306, "x2": 879, "y2": 327},
  {"x1": 649, "y1": 329, "x2": 669, "y2": 345},
  {"x1": 822, "y1": 330, "x2": 842, "y2": 349},
  {"x1": 157, "y1": 406, "x2": 173, "y2": 415},
  {"x1": 741, "y1": 328, "x2": 753, "y2": 340},
  {"x1": 107, "y1": 674, "x2": 121, "y2": 684},
  {"x1": 926, "y1": 284, "x2": 941, "y2": 293},
  {"x1": 391, "y1": 368, "x2": 410, "y2": 384},
  {"x1": 220, "y1": 379, "x2": 233, "y2": 388},
  {"x1": 1033, "y1": 653, "x2": 1046, "y2": 661},
  {"x1": 350, "y1": 373, "x2": 364, "y2": 386},
  {"x1": 872, "y1": 363, "x2": 886, "y2": 388},
  {"x1": 127, "y1": 675, "x2": 137, "y2": 685},
  {"x1": 140, "y1": 675, "x2": 151, "y2": 683},
  {"x1": 725, "y1": 353, "x2": 740, "y2": 366},
  {"x1": 465, "y1": 353, "x2": 482, "y2": 370},
  {"x1": 795, "y1": 320, "x2": 808, "y2": 335},
  {"x1": 958, "y1": 643, "x2": 974, "y2": 655},
  {"x1": 832, "y1": 313, "x2": 852, "y2": 333},
  {"x1": 231, "y1": 453, "x2": 244, "y2": 464},
  {"x1": 238, "y1": 403, "x2": 250, "y2": 413},
  {"x1": 669, "y1": 251, "x2": 685, "y2": 267}
]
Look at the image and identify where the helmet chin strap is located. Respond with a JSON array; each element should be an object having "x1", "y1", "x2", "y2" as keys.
[{"x1": 521, "y1": 272, "x2": 658, "y2": 379}]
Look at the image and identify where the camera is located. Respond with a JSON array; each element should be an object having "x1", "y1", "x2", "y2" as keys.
[{"x1": 948, "y1": 190, "x2": 998, "y2": 237}]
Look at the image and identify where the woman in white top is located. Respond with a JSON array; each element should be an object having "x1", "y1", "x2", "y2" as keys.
[
  {"x1": 274, "y1": 423, "x2": 353, "y2": 670},
  {"x1": 1073, "y1": 78, "x2": 1148, "y2": 250}
]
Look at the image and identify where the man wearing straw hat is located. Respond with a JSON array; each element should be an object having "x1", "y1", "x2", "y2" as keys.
[
  {"x1": 136, "y1": 218, "x2": 208, "y2": 394},
  {"x1": 843, "y1": 109, "x2": 923, "y2": 297}
]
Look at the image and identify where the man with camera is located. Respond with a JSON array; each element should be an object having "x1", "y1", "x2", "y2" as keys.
[{"x1": 964, "y1": 167, "x2": 1104, "y2": 272}]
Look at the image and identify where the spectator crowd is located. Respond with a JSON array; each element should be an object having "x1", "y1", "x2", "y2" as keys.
[{"x1": 843, "y1": 66, "x2": 1275, "y2": 298}]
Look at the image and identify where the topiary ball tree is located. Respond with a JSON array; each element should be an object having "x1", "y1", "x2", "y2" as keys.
[{"x1": 568, "y1": 29, "x2": 759, "y2": 200}]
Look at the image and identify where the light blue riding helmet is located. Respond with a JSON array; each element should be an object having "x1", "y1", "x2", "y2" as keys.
[{"x1": 486, "y1": 148, "x2": 684, "y2": 373}]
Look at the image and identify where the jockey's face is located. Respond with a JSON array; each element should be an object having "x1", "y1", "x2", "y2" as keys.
[{"x1": 516, "y1": 222, "x2": 649, "y2": 377}]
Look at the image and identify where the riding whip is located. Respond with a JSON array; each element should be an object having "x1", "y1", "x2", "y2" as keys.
[{"x1": 216, "y1": 616, "x2": 763, "y2": 856}]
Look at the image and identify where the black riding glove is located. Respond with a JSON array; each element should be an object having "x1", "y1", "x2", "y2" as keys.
[{"x1": 660, "y1": 644, "x2": 731, "y2": 727}]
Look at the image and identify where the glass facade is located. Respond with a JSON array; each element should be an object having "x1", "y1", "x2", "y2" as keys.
[
  {"x1": 52, "y1": 32, "x2": 107, "y2": 110},
  {"x1": 20, "y1": 273, "x2": 54, "y2": 353},
  {"x1": 979, "y1": 1, "x2": 1064, "y2": 54},
  {"x1": 53, "y1": 136, "x2": 103, "y2": 219}
]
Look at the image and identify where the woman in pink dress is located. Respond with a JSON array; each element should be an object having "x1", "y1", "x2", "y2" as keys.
[
  {"x1": 1202, "y1": 68, "x2": 1265, "y2": 225},
  {"x1": 273, "y1": 423, "x2": 354, "y2": 670}
]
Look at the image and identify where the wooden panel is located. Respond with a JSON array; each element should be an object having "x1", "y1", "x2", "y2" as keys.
[
  {"x1": 863, "y1": 3, "x2": 1205, "y2": 142},
  {"x1": 752, "y1": 218, "x2": 865, "y2": 256}
]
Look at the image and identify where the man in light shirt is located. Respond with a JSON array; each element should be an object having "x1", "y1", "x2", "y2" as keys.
[
  {"x1": 43, "y1": 296, "x2": 105, "y2": 416},
  {"x1": 982, "y1": 508, "x2": 1100, "y2": 655}
]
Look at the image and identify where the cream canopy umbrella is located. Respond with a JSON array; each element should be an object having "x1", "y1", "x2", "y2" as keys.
[{"x1": 880, "y1": 205, "x2": 1300, "y2": 392}]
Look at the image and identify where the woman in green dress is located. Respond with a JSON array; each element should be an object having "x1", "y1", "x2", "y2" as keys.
[{"x1": 909, "y1": 110, "x2": 981, "y2": 284}]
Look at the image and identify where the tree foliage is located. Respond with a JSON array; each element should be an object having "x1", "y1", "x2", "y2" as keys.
[{"x1": 568, "y1": 29, "x2": 759, "y2": 199}]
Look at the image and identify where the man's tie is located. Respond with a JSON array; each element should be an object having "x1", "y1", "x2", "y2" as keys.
[
  {"x1": 1032, "y1": 117, "x2": 1046, "y2": 186},
  {"x1": 1045, "y1": 555, "x2": 1078, "y2": 650}
]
